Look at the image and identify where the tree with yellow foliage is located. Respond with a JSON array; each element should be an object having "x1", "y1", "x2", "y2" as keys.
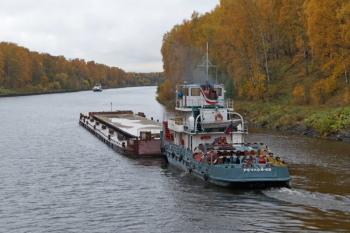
[
  {"x1": 157, "y1": 79, "x2": 175, "y2": 104},
  {"x1": 310, "y1": 77, "x2": 337, "y2": 104},
  {"x1": 159, "y1": 0, "x2": 350, "y2": 106},
  {"x1": 293, "y1": 84, "x2": 306, "y2": 104},
  {"x1": 0, "y1": 51, "x2": 4, "y2": 86},
  {"x1": 0, "y1": 42, "x2": 162, "y2": 94},
  {"x1": 305, "y1": 0, "x2": 350, "y2": 84}
]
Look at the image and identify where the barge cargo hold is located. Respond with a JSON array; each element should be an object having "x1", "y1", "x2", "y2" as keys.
[{"x1": 79, "y1": 111, "x2": 162, "y2": 157}]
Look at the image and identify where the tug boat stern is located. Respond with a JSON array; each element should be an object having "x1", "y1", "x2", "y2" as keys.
[{"x1": 161, "y1": 83, "x2": 291, "y2": 188}]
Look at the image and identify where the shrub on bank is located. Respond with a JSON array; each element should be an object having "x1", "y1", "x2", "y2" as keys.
[
  {"x1": 235, "y1": 101, "x2": 350, "y2": 137},
  {"x1": 305, "y1": 108, "x2": 350, "y2": 136}
]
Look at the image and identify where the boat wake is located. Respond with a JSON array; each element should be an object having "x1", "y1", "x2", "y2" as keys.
[{"x1": 263, "y1": 187, "x2": 350, "y2": 213}]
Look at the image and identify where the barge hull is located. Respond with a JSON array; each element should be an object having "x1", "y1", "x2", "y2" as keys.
[{"x1": 79, "y1": 111, "x2": 162, "y2": 157}]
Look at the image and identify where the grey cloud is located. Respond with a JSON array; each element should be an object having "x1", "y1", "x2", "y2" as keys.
[{"x1": 0, "y1": 0, "x2": 218, "y2": 72}]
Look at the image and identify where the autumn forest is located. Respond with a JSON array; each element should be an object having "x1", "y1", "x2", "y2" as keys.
[
  {"x1": 158, "y1": 0, "x2": 350, "y2": 107},
  {"x1": 0, "y1": 42, "x2": 162, "y2": 96}
]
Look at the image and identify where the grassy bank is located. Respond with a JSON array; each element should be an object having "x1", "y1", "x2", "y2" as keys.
[
  {"x1": 235, "y1": 101, "x2": 350, "y2": 141},
  {"x1": 156, "y1": 90, "x2": 350, "y2": 142}
]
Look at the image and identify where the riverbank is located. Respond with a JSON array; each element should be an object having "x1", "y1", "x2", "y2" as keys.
[
  {"x1": 0, "y1": 84, "x2": 160, "y2": 98},
  {"x1": 235, "y1": 101, "x2": 350, "y2": 143},
  {"x1": 0, "y1": 87, "x2": 86, "y2": 97}
]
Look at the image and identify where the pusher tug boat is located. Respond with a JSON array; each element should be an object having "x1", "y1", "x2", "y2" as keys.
[{"x1": 161, "y1": 83, "x2": 291, "y2": 188}]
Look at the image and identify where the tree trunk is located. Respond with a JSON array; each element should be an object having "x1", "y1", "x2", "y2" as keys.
[
  {"x1": 341, "y1": 48, "x2": 348, "y2": 85},
  {"x1": 304, "y1": 48, "x2": 309, "y2": 75},
  {"x1": 260, "y1": 31, "x2": 270, "y2": 83}
]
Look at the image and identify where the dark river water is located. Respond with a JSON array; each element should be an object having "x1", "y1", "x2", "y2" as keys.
[{"x1": 0, "y1": 86, "x2": 349, "y2": 233}]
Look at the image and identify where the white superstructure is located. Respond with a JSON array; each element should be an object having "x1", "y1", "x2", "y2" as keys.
[{"x1": 164, "y1": 83, "x2": 246, "y2": 152}]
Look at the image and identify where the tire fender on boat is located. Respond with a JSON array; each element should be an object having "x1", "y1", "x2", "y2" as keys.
[{"x1": 215, "y1": 112, "x2": 223, "y2": 121}]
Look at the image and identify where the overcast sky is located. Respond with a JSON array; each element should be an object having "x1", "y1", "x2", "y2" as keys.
[{"x1": 0, "y1": 0, "x2": 218, "y2": 72}]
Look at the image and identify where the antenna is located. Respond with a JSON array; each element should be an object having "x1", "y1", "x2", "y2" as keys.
[
  {"x1": 206, "y1": 42, "x2": 209, "y2": 82},
  {"x1": 198, "y1": 42, "x2": 217, "y2": 83}
]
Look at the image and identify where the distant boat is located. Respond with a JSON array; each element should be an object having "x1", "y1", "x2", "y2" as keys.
[{"x1": 92, "y1": 84, "x2": 102, "y2": 92}]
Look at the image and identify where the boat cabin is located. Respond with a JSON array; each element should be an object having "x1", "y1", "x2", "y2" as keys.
[
  {"x1": 164, "y1": 83, "x2": 246, "y2": 153},
  {"x1": 176, "y1": 83, "x2": 225, "y2": 110}
]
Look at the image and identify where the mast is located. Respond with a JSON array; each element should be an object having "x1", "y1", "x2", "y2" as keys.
[
  {"x1": 206, "y1": 42, "x2": 209, "y2": 82},
  {"x1": 198, "y1": 42, "x2": 217, "y2": 83}
]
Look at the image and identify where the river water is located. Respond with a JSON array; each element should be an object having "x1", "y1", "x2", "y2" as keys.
[{"x1": 0, "y1": 86, "x2": 349, "y2": 232}]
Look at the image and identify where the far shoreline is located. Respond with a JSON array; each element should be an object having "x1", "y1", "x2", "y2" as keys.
[
  {"x1": 0, "y1": 89, "x2": 83, "y2": 98},
  {"x1": 0, "y1": 85, "x2": 158, "y2": 98}
]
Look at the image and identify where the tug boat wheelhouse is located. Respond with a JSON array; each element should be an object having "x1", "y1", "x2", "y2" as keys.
[{"x1": 161, "y1": 83, "x2": 291, "y2": 187}]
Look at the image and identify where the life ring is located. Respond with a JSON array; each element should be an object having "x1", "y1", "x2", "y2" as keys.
[{"x1": 215, "y1": 113, "x2": 223, "y2": 121}]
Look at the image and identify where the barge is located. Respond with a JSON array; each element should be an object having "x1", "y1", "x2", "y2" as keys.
[{"x1": 79, "y1": 111, "x2": 162, "y2": 157}]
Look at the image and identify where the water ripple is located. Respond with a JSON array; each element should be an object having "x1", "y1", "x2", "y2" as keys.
[{"x1": 0, "y1": 87, "x2": 349, "y2": 232}]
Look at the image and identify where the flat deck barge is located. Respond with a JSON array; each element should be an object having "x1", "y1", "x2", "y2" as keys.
[{"x1": 79, "y1": 111, "x2": 162, "y2": 157}]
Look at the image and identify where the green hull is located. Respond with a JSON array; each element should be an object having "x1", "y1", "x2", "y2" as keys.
[{"x1": 163, "y1": 142, "x2": 291, "y2": 187}]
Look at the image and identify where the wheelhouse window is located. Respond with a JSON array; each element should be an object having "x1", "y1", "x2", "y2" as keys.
[
  {"x1": 215, "y1": 88, "x2": 222, "y2": 97},
  {"x1": 183, "y1": 87, "x2": 189, "y2": 96},
  {"x1": 191, "y1": 88, "x2": 200, "y2": 96}
]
